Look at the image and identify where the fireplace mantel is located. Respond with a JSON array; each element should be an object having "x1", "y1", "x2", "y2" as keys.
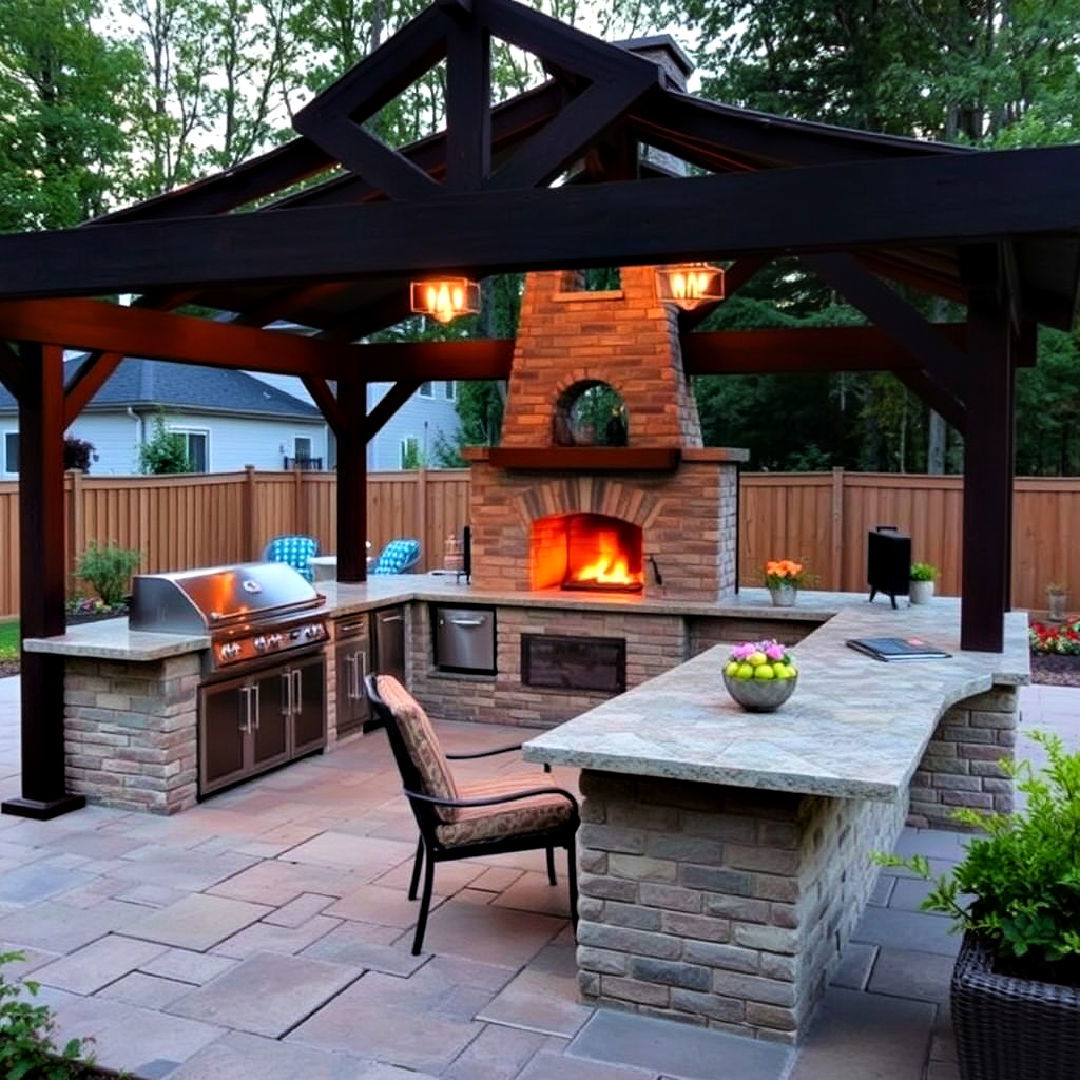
[{"x1": 464, "y1": 446, "x2": 748, "y2": 470}]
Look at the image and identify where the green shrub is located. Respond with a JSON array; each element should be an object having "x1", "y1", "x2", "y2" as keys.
[
  {"x1": 0, "y1": 950, "x2": 92, "y2": 1078},
  {"x1": 75, "y1": 541, "x2": 140, "y2": 607},
  {"x1": 138, "y1": 415, "x2": 190, "y2": 474},
  {"x1": 909, "y1": 562, "x2": 938, "y2": 581},
  {"x1": 876, "y1": 732, "x2": 1080, "y2": 973}
]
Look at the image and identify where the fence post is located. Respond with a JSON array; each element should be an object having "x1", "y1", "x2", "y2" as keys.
[
  {"x1": 417, "y1": 466, "x2": 429, "y2": 571},
  {"x1": 243, "y1": 465, "x2": 256, "y2": 560},
  {"x1": 293, "y1": 465, "x2": 305, "y2": 537},
  {"x1": 830, "y1": 467, "x2": 844, "y2": 591},
  {"x1": 68, "y1": 469, "x2": 82, "y2": 595}
]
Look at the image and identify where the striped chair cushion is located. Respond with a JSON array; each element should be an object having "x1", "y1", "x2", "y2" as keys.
[
  {"x1": 265, "y1": 535, "x2": 319, "y2": 582},
  {"x1": 372, "y1": 539, "x2": 421, "y2": 575},
  {"x1": 375, "y1": 676, "x2": 459, "y2": 809},
  {"x1": 435, "y1": 774, "x2": 574, "y2": 847}
]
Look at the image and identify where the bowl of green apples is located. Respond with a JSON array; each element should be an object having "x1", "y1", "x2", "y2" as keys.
[{"x1": 723, "y1": 640, "x2": 798, "y2": 713}]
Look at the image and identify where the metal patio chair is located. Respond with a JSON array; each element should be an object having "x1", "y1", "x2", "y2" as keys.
[{"x1": 365, "y1": 673, "x2": 579, "y2": 955}]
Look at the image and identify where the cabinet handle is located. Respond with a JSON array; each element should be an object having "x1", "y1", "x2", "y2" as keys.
[
  {"x1": 239, "y1": 686, "x2": 254, "y2": 734},
  {"x1": 448, "y1": 617, "x2": 485, "y2": 627},
  {"x1": 293, "y1": 669, "x2": 303, "y2": 713},
  {"x1": 380, "y1": 613, "x2": 403, "y2": 623},
  {"x1": 350, "y1": 653, "x2": 361, "y2": 701},
  {"x1": 252, "y1": 682, "x2": 260, "y2": 731},
  {"x1": 282, "y1": 672, "x2": 293, "y2": 717},
  {"x1": 359, "y1": 650, "x2": 367, "y2": 699}
]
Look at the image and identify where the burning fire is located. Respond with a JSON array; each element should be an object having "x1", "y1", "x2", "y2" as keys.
[{"x1": 570, "y1": 529, "x2": 638, "y2": 587}]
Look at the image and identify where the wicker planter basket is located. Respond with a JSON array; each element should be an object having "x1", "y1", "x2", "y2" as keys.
[{"x1": 952, "y1": 932, "x2": 1080, "y2": 1080}]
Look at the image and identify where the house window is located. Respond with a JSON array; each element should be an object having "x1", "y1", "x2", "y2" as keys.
[
  {"x1": 3, "y1": 432, "x2": 17, "y2": 474},
  {"x1": 400, "y1": 436, "x2": 421, "y2": 469},
  {"x1": 444, "y1": 381, "x2": 456, "y2": 400},
  {"x1": 170, "y1": 429, "x2": 209, "y2": 472},
  {"x1": 294, "y1": 436, "x2": 312, "y2": 463},
  {"x1": 419, "y1": 383, "x2": 434, "y2": 398}
]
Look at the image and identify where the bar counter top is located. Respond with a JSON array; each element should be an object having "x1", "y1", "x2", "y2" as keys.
[{"x1": 522, "y1": 597, "x2": 1029, "y2": 801}]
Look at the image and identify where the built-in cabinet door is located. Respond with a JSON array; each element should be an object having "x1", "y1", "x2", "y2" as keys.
[
  {"x1": 291, "y1": 654, "x2": 327, "y2": 756},
  {"x1": 373, "y1": 607, "x2": 406, "y2": 682},
  {"x1": 200, "y1": 676, "x2": 249, "y2": 794},
  {"x1": 335, "y1": 639, "x2": 368, "y2": 737},
  {"x1": 251, "y1": 669, "x2": 290, "y2": 769}
]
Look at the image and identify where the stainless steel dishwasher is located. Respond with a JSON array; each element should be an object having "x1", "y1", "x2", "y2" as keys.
[{"x1": 433, "y1": 605, "x2": 496, "y2": 674}]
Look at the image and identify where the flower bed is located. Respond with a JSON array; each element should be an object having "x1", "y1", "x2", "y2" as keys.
[{"x1": 1029, "y1": 618, "x2": 1080, "y2": 687}]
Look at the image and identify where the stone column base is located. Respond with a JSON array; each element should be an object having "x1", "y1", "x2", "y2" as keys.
[{"x1": 576, "y1": 770, "x2": 907, "y2": 1043}]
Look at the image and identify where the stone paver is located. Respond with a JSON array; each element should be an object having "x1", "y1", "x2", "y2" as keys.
[
  {"x1": 127, "y1": 893, "x2": 272, "y2": 950},
  {"x1": 168, "y1": 951, "x2": 360, "y2": 1037},
  {"x1": 0, "y1": 680, "x2": 1071, "y2": 1080},
  {"x1": 568, "y1": 1008, "x2": 792, "y2": 1080},
  {"x1": 32, "y1": 934, "x2": 167, "y2": 994}
]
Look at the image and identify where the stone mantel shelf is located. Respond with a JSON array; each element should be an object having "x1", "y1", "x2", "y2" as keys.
[
  {"x1": 522, "y1": 600, "x2": 1030, "y2": 802},
  {"x1": 464, "y1": 445, "x2": 750, "y2": 469}
]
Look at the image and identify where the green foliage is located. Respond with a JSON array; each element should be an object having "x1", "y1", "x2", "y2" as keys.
[
  {"x1": 0, "y1": 619, "x2": 19, "y2": 662},
  {"x1": 0, "y1": 950, "x2": 92, "y2": 1078},
  {"x1": 400, "y1": 437, "x2": 424, "y2": 470},
  {"x1": 875, "y1": 733, "x2": 1080, "y2": 970},
  {"x1": 138, "y1": 415, "x2": 191, "y2": 475},
  {"x1": 75, "y1": 540, "x2": 140, "y2": 606},
  {"x1": 910, "y1": 562, "x2": 938, "y2": 582},
  {"x1": 63, "y1": 436, "x2": 94, "y2": 472}
]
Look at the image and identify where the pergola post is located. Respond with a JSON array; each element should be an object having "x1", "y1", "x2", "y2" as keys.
[
  {"x1": 1, "y1": 344, "x2": 85, "y2": 819},
  {"x1": 960, "y1": 255, "x2": 1015, "y2": 653},
  {"x1": 336, "y1": 376, "x2": 368, "y2": 582}
]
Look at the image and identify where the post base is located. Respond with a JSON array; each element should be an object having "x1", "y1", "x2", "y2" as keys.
[{"x1": 1, "y1": 793, "x2": 86, "y2": 820}]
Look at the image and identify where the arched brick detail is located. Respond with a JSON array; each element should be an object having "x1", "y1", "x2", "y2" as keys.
[
  {"x1": 511, "y1": 477, "x2": 662, "y2": 530},
  {"x1": 499, "y1": 266, "x2": 702, "y2": 449}
]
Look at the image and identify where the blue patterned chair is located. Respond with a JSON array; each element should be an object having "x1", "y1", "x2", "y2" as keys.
[
  {"x1": 264, "y1": 535, "x2": 319, "y2": 582},
  {"x1": 371, "y1": 538, "x2": 422, "y2": 575}
]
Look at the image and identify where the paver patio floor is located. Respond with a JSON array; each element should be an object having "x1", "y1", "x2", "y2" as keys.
[{"x1": 0, "y1": 675, "x2": 1075, "y2": 1079}]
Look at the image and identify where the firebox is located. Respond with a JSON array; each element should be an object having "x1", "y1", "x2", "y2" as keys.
[{"x1": 531, "y1": 513, "x2": 643, "y2": 593}]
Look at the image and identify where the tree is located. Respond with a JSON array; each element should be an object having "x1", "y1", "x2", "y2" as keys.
[
  {"x1": 138, "y1": 414, "x2": 191, "y2": 473},
  {"x1": 63, "y1": 436, "x2": 95, "y2": 472},
  {"x1": 0, "y1": 0, "x2": 144, "y2": 230}
]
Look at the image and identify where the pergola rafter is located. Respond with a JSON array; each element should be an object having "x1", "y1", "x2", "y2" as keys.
[{"x1": 0, "y1": 0, "x2": 1078, "y2": 819}]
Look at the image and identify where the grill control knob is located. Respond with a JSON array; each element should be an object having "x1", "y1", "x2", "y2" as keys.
[
  {"x1": 220, "y1": 641, "x2": 241, "y2": 661},
  {"x1": 267, "y1": 633, "x2": 283, "y2": 648},
  {"x1": 253, "y1": 635, "x2": 267, "y2": 651}
]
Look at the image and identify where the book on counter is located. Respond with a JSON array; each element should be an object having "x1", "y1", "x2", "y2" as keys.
[{"x1": 845, "y1": 636, "x2": 952, "y2": 662}]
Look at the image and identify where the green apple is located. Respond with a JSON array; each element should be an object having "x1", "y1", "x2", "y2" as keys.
[
  {"x1": 747, "y1": 651, "x2": 768, "y2": 666},
  {"x1": 754, "y1": 665, "x2": 775, "y2": 680},
  {"x1": 725, "y1": 661, "x2": 740, "y2": 678},
  {"x1": 772, "y1": 662, "x2": 788, "y2": 678},
  {"x1": 736, "y1": 662, "x2": 755, "y2": 680}
]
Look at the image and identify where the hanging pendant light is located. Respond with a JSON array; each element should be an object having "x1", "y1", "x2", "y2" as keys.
[
  {"x1": 657, "y1": 262, "x2": 725, "y2": 310},
  {"x1": 410, "y1": 278, "x2": 481, "y2": 324}
]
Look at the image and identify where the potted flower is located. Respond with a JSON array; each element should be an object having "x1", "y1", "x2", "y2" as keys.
[
  {"x1": 764, "y1": 559, "x2": 807, "y2": 607},
  {"x1": 909, "y1": 562, "x2": 938, "y2": 604},
  {"x1": 1046, "y1": 582, "x2": 1068, "y2": 623},
  {"x1": 877, "y1": 732, "x2": 1080, "y2": 1080}
]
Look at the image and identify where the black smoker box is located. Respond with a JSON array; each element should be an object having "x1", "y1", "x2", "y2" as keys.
[{"x1": 867, "y1": 525, "x2": 911, "y2": 609}]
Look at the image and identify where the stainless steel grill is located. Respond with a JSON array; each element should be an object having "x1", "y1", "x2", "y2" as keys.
[{"x1": 130, "y1": 562, "x2": 329, "y2": 670}]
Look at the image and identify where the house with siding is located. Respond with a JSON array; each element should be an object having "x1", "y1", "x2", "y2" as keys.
[{"x1": 0, "y1": 357, "x2": 329, "y2": 476}]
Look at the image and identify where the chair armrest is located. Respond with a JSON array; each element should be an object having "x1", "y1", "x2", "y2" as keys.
[
  {"x1": 404, "y1": 786, "x2": 579, "y2": 813},
  {"x1": 445, "y1": 743, "x2": 523, "y2": 759}
]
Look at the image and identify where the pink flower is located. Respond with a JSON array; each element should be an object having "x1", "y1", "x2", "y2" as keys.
[
  {"x1": 731, "y1": 643, "x2": 754, "y2": 660},
  {"x1": 765, "y1": 643, "x2": 786, "y2": 661}
]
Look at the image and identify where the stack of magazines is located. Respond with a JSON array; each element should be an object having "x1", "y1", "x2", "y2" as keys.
[{"x1": 846, "y1": 637, "x2": 952, "y2": 662}]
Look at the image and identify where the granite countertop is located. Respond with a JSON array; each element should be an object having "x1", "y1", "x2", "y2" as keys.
[
  {"x1": 522, "y1": 598, "x2": 1030, "y2": 802},
  {"x1": 23, "y1": 578, "x2": 842, "y2": 661}
]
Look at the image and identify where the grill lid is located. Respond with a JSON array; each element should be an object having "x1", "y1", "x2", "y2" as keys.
[{"x1": 130, "y1": 562, "x2": 320, "y2": 634}]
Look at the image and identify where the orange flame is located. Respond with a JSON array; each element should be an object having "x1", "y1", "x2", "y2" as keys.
[{"x1": 570, "y1": 528, "x2": 638, "y2": 586}]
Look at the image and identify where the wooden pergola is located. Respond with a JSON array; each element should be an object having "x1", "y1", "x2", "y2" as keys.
[{"x1": 1, "y1": 0, "x2": 1078, "y2": 818}]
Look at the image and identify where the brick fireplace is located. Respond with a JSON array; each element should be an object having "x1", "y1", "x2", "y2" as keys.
[{"x1": 465, "y1": 265, "x2": 746, "y2": 601}]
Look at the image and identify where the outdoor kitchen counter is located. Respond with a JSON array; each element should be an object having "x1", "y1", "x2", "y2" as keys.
[{"x1": 521, "y1": 596, "x2": 1030, "y2": 801}]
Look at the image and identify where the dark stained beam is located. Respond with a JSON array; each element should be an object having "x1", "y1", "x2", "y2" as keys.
[
  {"x1": 1, "y1": 344, "x2": 85, "y2": 820},
  {"x1": 301, "y1": 375, "x2": 344, "y2": 436},
  {"x1": 4, "y1": 145, "x2": 1079, "y2": 317},
  {"x1": 444, "y1": 20, "x2": 491, "y2": 191},
  {"x1": 63, "y1": 351, "x2": 124, "y2": 428},
  {"x1": 364, "y1": 380, "x2": 423, "y2": 441},
  {"x1": 680, "y1": 324, "x2": 971, "y2": 375},
  {"x1": 228, "y1": 282, "x2": 350, "y2": 328},
  {"x1": 679, "y1": 255, "x2": 770, "y2": 332},
  {"x1": 892, "y1": 366, "x2": 966, "y2": 432},
  {"x1": 0, "y1": 342, "x2": 24, "y2": 400},
  {"x1": 0, "y1": 299, "x2": 357, "y2": 379},
  {"x1": 352, "y1": 339, "x2": 513, "y2": 381},
  {"x1": 336, "y1": 375, "x2": 368, "y2": 582},
  {"x1": 801, "y1": 253, "x2": 970, "y2": 402},
  {"x1": 960, "y1": 249, "x2": 1014, "y2": 652}
]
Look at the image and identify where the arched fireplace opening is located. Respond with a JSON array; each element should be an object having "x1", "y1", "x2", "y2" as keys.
[{"x1": 531, "y1": 513, "x2": 643, "y2": 594}]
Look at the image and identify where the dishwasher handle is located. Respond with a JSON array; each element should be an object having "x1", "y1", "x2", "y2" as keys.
[{"x1": 445, "y1": 616, "x2": 486, "y2": 627}]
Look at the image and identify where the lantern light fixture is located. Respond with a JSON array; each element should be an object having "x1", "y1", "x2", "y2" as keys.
[
  {"x1": 410, "y1": 277, "x2": 481, "y2": 324},
  {"x1": 657, "y1": 262, "x2": 725, "y2": 310}
]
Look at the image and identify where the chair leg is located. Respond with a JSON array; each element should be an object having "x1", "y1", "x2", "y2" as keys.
[
  {"x1": 545, "y1": 845, "x2": 557, "y2": 886},
  {"x1": 566, "y1": 838, "x2": 579, "y2": 930},
  {"x1": 408, "y1": 836, "x2": 424, "y2": 902},
  {"x1": 411, "y1": 852, "x2": 435, "y2": 956}
]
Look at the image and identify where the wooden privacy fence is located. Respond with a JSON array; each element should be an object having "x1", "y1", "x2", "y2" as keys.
[{"x1": 0, "y1": 467, "x2": 1074, "y2": 618}]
